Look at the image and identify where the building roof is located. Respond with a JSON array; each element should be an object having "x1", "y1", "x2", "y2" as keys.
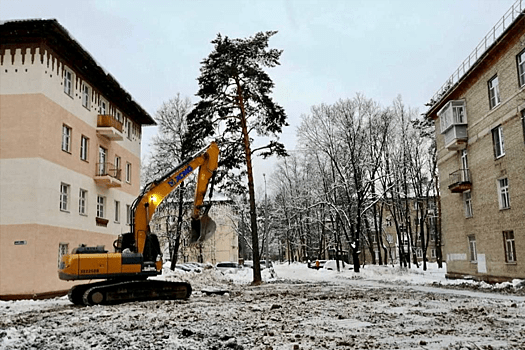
[
  {"x1": 0, "y1": 19, "x2": 156, "y2": 126},
  {"x1": 425, "y1": 3, "x2": 525, "y2": 119}
]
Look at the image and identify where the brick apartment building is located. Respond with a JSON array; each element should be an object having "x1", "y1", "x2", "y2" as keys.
[
  {"x1": 425, "y1": 3, "x2": 525, "y2": 282},
  {"x1": 0, "y1": 19, "x2": 155, "y2": 298}
]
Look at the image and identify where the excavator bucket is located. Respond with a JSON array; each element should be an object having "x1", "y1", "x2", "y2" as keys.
[{"x1": 190, "y1": 214, "x2": 217, "y2": 243}]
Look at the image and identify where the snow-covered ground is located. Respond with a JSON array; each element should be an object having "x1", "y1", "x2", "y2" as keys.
[{"x1": 1, "y1": 262, "x2": 524, "y2": 350}]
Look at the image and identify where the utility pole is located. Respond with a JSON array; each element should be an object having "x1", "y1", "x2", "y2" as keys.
[{"x1": 264, "y1": 173, "x2": 269, "y2": 268}]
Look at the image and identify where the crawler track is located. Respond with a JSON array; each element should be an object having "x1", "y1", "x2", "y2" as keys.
[{"x1": 68, "y1": 280, "x2": 192, "y2": 306}]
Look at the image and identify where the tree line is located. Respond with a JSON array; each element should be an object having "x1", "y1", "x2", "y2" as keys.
[{"x1": 142, "y1": 31, "x2": 443, "y2": 286}]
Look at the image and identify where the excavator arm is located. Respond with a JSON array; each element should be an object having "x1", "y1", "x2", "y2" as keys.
[{"x1": 129, "y1": 141, "x2": 220, "y2": 254}]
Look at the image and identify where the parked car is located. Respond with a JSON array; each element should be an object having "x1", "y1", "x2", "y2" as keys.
[
  {"x1": 323, "y1": 260, "x2": 352, "y2": 271},
  {"x1": 215, "y1": 262, "x2": 242, "y2": 274},
  {"x1": 243, "y1": 260, "x2": 272, "y2": 270}
]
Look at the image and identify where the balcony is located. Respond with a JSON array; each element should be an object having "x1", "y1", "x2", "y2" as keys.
[
  {"x1": 448, "y1": 168, "x2": 472, "y2": 193},
  {"x1": 438, "y1": 100, "x2": 468, "y2": 150},
  {"x1": 97, "y1": 115, "x2": 123, "y2": 141},
  {"x1": 94, "y1": 162, "x2": 122, "y2": 188}
]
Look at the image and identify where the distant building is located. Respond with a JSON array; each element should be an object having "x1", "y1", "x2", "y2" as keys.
[
  {"x1": 425, "y1": 4, "x2": 525, "y2": 282},
  {"x1": 149, "y1": 194, "x2": 239, "y2": 265},
  {"x1": 362, "y1": 198, "x2": 441, "y2": 266},
  {"x1": 0, "y1": 19, "x2": 155, "y2": 298}
]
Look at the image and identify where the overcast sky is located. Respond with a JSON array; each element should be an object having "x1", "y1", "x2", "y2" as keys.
[{"x1": 1, "y1": 0, "x2": 517, "y2": 192}]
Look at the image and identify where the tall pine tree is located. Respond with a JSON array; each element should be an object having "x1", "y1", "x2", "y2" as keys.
[{"x1": 187, "y1": 31, "x2": 288, "y2": 284}]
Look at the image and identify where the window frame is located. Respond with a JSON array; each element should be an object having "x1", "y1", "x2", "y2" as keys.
[
  {"x1": 98, "y1": 146, "x2": 107, "y2": 176},
  {"x1": 468, "y1": 235, "x2": 477, "y2": 263},
  {"x1": 126, "y1": 162, "x2": 131, "y2": 183},
  {"x1": 81, "y1": 83, "x2": 91, "y2": 110},
  {"x1": 126, "y1": 204, "x2": 131, "y2": 225},
  {"x1": 79, "y1": 189, "x2": 87, "y2": 216},
  {"x1": 80, "y1": 135, "x2": 89, "y2": 161},
  {"x1": 488, "y1": 75, "x2": 501, "y2": 109},
  {"x1": 62, "y1": 124, "x2": 71, "y2": 153},
  {"x1": 58, "y1": 243, "x2": 69, "y2": 268},
  {"x1": 497, "y1": 177, "x2": 510, "y2": 210},
  {"x1": 463, "y1": 191, "x2": 473, "y2": 218},
  {"x1": 60, "y1": 183, "x2": 70, "y2": 212},
  {"x1": 63, "y1": 68, "x2": 73, "y2": 97},
  {"x1": 521, "y1": 109, "x2": 525, "y2": 144},
  {"x1": 99, "y1": 98, "x2": 107, "y2": 115},
  {"x1": 491, "y1": 125, "x2": 505, "y2": 159},
  {"x1": 503, "y1": 231, "x2": 516, "y2": 263},
  {"x1": 114, "y1": 200, "x2": 120, "y2": 223},
  {"x1": 96, "y1": 195, "x2": 105, "y2": 218},
  {"x1": 127, "y1": 119, "x2": 132, "y2": 140},
  {"x1": 517, "y1": 49, "x2": 525, "y2": 87}
]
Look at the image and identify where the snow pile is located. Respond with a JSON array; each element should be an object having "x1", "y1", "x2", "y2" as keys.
[{"x1": 158, "y1": 260, "x2": 525, "y2": 295}]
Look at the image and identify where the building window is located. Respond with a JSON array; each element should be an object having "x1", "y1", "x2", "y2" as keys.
[
  {"x1": 416, "y1": 249, "x2": 423, "y2": 258},
  {"x1": 79, "y1": 189, "x2": 87, "y2": 215},
  {"x1": 126, "y1": 162, "x2": 131, "y2": 183},
  {"x1": 497, "y1": 178, "x2": 510, "y2": 210},
  {"x1": 521, "y1": 109, "x2": 525, "y2": 143},
  {"x1": 488, "y1": 75, "x2": 500, "y2": 109},
  {"x1": 58, "y1": 243, "x2": 69, "y2": 268},
  {"x1": 114, "y1": 156, "x2": 121, "y2": 180},
  {"x1": 127, "y1": 120, "x2": 132, "y2": 140},
  {"x1": 62, "y1": 125, "x2": 71, "y2": 152},
  {"x1": 126, "y1": 204, "x2": 131, "y2": 225},
  {"x1": 468, "y1": 235, "x2": 477, "y2": 262},
  {"x1": 431, "y1": 249, "x2": 436, "y2": 259},
  {"x1": 503, "y1": 231, "x2": 516, "y2": 263},
  {"x1": 463, "y1": 191, "x2": 473, "y2": 218},
  {"x1": 116, "y1": 110, "x2": 123, "y2": 123},
  {"x1": 60, "y1": 183, "x2": 70, "y2": 212},
  {"x1": 97, "y1": 196, "x2": 105, "y2": 218},
  {"x1": 64, "y1": 69, "x2": 73, "y2": 96},
  {"x1": 99, "y1": 99, "x2": 107, "y2": 115},
  {"x1": 82, "y1": 83, "x2": 90, "y2": 109},
  {"x1": 491, "y1": 126, "x2": 505, "y2": 159},
  {"x1": 80, "y1": 135, "x2": 89, "y2": 161},
  {"x1": 518, "y1": 49, "x2": 525, "y2": 87},
  {"x1": 98, "y1": 147, "x2": 107, "y2": 176},
  {"x1": 114, "y1": 200, "x2": 120, "y2": 223}
]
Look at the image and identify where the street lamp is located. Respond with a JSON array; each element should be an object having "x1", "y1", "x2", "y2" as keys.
[{"x1": 263, "y1": 173, "x2": 269, "y2": 268}]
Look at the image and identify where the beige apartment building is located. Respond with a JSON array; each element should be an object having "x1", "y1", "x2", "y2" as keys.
[
  {"x1": 0, "y1": 19, "x2": 155, "y2": 298},
  {"x1": 150, "y1": 196, "x2": 239, "y2": 265},
  {"x1": 426, "y1": 4, "x2": 525, "y2": 282}
]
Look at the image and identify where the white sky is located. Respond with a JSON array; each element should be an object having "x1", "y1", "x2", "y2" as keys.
[{"x1": 1, "y1": 0, "x2": 517, "y2": 193}]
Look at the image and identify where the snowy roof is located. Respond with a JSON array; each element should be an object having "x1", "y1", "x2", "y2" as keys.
[{"x1": 0, "y1": 19, "x2": 155, "y2": 126}]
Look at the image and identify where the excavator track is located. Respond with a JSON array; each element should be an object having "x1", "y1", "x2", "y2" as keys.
[{"x1": 69, "y1": 280, "x2": 192, "y2": 306}]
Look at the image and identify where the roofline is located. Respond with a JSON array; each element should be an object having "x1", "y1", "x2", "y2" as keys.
[
  {"x1": 0, "y1": 19, "x2": 156, "y2": 126},
  {"x1": 425, "y1": 7, "x2": 525, "y2": 119}
]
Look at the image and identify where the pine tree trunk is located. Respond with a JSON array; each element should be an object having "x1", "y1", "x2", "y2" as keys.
[{"x1": 236, "y1": 78, "x2": 262, "y2": 284}]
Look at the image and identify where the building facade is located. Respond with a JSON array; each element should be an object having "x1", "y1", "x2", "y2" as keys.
[
  {"x1": 0, "y1": 20, "x2": 155, "y2": 298},
  {"x1": 150, "y1": 196, "x2": 239, "y2": 265},
  {"x1": 426, "y1": 5, "x2": 525, "y2": 282},
  {"x1": 362, "y1": 198, "x2": 441, "y2": 266}
]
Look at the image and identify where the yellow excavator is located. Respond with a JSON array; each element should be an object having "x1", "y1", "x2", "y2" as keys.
[{"x1": 59, "y1": 142, "x2": 219, "y2": 306}]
